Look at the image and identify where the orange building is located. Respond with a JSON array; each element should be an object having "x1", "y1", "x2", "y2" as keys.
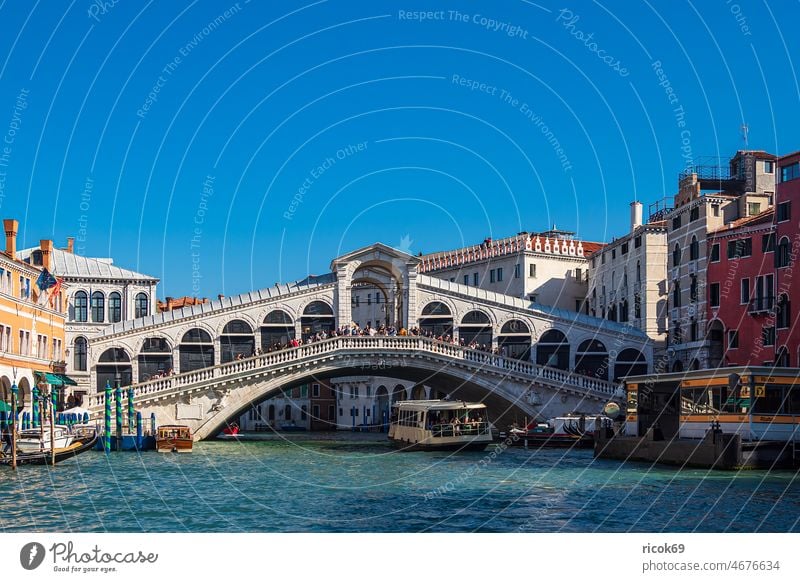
[{"x1": 0, "y1": 219, "x2": 69, "y2": 413}]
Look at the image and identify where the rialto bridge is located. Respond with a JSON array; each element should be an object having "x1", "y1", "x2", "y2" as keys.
[{"x1": 84, "y1": 244, "x2": 651, "y2": 439}]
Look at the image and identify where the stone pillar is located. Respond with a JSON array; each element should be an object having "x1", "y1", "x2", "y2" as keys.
[
  {"x1": 172, "y1": 346, "x2": 181, "y2": 374},
  {"x1": 405, "y1": 266, "x2": 418, "y2": 329},
  {"x1": 335, "y1": 265, "x2": 351, "y2": 328}
]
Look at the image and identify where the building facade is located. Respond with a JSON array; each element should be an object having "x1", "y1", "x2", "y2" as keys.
[
  {"x1": 17, "y1": 239, "x2": 159, "y2": 400},
  {"x1": 419, "y1": 229, "x2": 603, "y2": 312},
  {"x1": 775, "y1": 150, "x2": 800, "y2": 367},
  {"x1": 666, "y1": 150, "x2": 777, "y2": 371},
  {"x1": 1, "y1": 219, "x2": 68, "y2": 412},
  {"x1": 588, "y1": 202, "x2": 668, "y2": 364}
]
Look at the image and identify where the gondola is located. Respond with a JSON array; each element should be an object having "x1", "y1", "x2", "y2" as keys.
[{"x1": 0, "y1": 432, "x2": 99, "y2": 466}]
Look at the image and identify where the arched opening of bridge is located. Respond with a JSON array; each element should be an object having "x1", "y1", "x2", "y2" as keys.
[
  {"x1": 459, "y1": 310, "x2": 492, "y2": 348},
  {"x1": 96, "y1": 347, "x2": 132, "y2": 391},
  {"x1": 575, "y1": 339, "x2": 609, "y2": 380},
  {"x1": 221, "y1": 319, "x2": 255, "y2": 363},
  {"x1": 301, "y1": 301, "x2": 335, "y2": 338},
  {"x1": 614, "y1": 348, "x2": 648, "y2": 381},
  {"x1": 138, "y1": 337, "x2": 173, "y2": 382},
  {"x1": 180, "y1": 328, "x2": 214, "y2": 373},
  {"x1": 261, "y1": 310, "x2": 295, "y2": 351},
  {"x1": 498, "y1": 319, "x2": 531, "y2": 360},
  {"x1": 351, "y1": 263, "x2": 403, "y2": 329},
  {"x1": 375, "y1": 385, "x2": 390, "y2": 430},
  {"x1": 418, "y1": 301, "x2": 453, "y2": 337},
  {"x1": 536, "y1": 329, "x2": 570, "y2": 370}
]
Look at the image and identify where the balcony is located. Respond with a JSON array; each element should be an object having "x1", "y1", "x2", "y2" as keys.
[{"x1": 748, "y1": 297, "x2": 775, "y2": 315}]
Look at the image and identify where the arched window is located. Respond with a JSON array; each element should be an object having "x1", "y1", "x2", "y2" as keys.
[
  {"x1": 613, "y1": 348, "x2": 648, "y2": 381},
  {"x1": 221, "y1": 319, "x2": 255, "y2": 363},
  {"x1": 108, "y1": 292, "x2": 122, "y2": 323},
  {"x1": 74, "y1": 291, "x2": 88, "y2": 322},
  {"x1": 536, "y1": 329, "x2": 570, "y2": 370},
  {"x1": 135, "y1": 293, "x2": 149, "y2": 318},
  {"x1": 95, "y1": 348, "x2": 132, "y2": 392},
  {"x1": 776, "y1": 237, "x2": 791, "y2": 268},
  {"x1": 91, "y1": 291, "x2": 105, "y2": 323},
  {"x1": 777, "y1": 294, "x2": 791, "y2": 329},
  {"x1": 636, "y1": 260, "x2": 641, "y2": 283},
  {"x1": 179, "y1": 328, "x2": 214, "y2": 372},
  {"x1": 419, "y1": 302, "x2": 453, "y2": 338},
  {"x1": 73, "y1": 336, "x2": 88, "y2": 371},
  {"x1": 673, "y1": 243, "x2": 681, "y2": 267},
  {"x1": 673, "y1": 281, "x2": 682, "y2": 308},
  {"x1": 459, "y1": 310, "x2": 492, "y2": 346},
  {"x1": 575, "y1": 339, "x2": 609, "y2": 379},
  {"x1": 689, "y1": 236, "x2": 699, "y2": 261},
  {"x1": 776, "y1": 346, "x2": 790, "y2": 367},
  {"x1": 138, "y1": 337, "x2": 173, "y2": 382},
  {"x1": 301, "y1": 301, "x2": 335, "y2": 337},
  {"x1": 262, "y1": 310, "x2": 295, "y2": 350}
]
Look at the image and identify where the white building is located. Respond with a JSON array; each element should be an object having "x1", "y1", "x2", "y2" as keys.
[
  {"x1": 237, "y1": 384, "x2": 311, "y2": 431},
  {"x1": 18, "y1": 238, "x2": 159, "y2": 401},
  {"x1": 665, "y1": 150, "x2": 776, "y2": 371},
  {"x1": 588, "y1": 202, "x2": 669, "y2": 364},
  {"x1": 419, "y1": 229, "x2": 603, "y2": 312},
  {"x1": 329, "y1": 376, "x2": 437, "y2": 430}
]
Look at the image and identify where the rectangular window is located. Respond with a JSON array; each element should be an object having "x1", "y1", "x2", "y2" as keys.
[
  {"x1": 778, "y1": 201, "x2": 791, "y2": 222},
  {"x1": 763, "y1": 233, "x2": 776, "y2": 253},
  {"x1": 621, "y1": 242, "x2": 628, "y2": 255},
  {"x1": 575, "y1": 299, "x2": 582, "y2": 312},
  {"x1": 710, "y1": 283, "x2": 720, "y2": 307},
  {"x1": 575, "y1": 268, "x2": 582, "y2": 281},
  {"x1": 727, "y1": 238, "x2": 752, "y2": 259},
  {"x1": 741, "y1": 278, "x2": 750, "y2": 304},
  {"x1": 601, "y1": 253, "x2": 606, "y2": 264},
  {"x1": 634, "y1": 235, "x2": 642, "y2": 248},
  {"x1": 312, "y1": 383, "x2": 320, "y2": 397},
  {"x1": 490, "y1": 269, "x2": 496, "y2": 283},
  {"x1": 312, "y1": 404, "x2": 320, "y2": 420},
  {"x1": 690, "y1": 320, "x2": 698, "y2": 342},
  {"x1": 710, "y1": 243, "x2": 720, "y2": 262},
  {"x1": 781, "y1": 161, "x2": 800, "y2": 182},
  {"x1": 712, "y1": 204, "x2": 720, "y2": 217},
  {"x1": 728, "y1": 330, "x2": 739, "y2": 349},
  {"x1": 763, "y1": 326, "x2": 776, "y2": 347},
  {"x1": 514, "y1": 263, "x2": 521, "y2": 278},
  {"x1": 748, "y1": 202, "x2": 761, "y2": 216},
  {"x1": 765, "y1": 160, "x2": 775, "y2": 173},
  {"x1": 464, "y1": 275, "x2": 469, "y2": 285},
  {"x1": 473, "y1": 272, "x2": 479, "y2": 286},
  {"x1": 672, "y1": 215, "x2": 682, "y2": 230},
  {"x1": 612, "y1": 249, "x2": 616, "y2": 259},
  {"x1": 690, "y1": 206, "x2": 699, "y2": 221},
  {"x1": 529, "y1": 264, "x2": 536, "y2": 277},
  {"x1": 496, "y1": 267, "x2": 503, "y2": 282}
]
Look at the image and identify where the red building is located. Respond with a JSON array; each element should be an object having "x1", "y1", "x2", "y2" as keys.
[
  {"x1": 775, "y1": 151, "x2": 800, "y2": 366},
  {"x1": 706, "y1": 209, "x2": 777, "y2": 367}
]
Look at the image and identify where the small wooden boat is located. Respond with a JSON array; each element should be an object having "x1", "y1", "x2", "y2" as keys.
[
  {"x1": 0, "y1": 428, "x2": 98, "y2": 466},
  {"x1": 156, "y1": 425, "x2": 193, "y2": 453}
]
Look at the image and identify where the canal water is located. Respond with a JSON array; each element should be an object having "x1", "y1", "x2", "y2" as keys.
[{"x1": 1, "y1": 433, "x2": 798, "y2": 532}]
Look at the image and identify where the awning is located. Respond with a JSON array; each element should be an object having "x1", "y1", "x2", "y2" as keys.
[{"x1": 34, "y1": 372, "x2": 78, "y2": 386}]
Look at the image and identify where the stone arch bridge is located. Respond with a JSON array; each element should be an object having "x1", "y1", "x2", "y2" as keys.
[{"x1": 85, "y1": 244, "x2": 651, "y2": 439}]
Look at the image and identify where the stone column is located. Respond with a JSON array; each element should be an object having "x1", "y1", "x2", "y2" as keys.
[
  {"x1": 335, "y1": 265, "x2": 351, "y2": 328},
  {"x1": 404, "y1": 266, "x2": 418, "y2": 329}
]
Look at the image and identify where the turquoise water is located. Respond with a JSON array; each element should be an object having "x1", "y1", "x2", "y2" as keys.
[{"x1": 1, "y1": 433, "x2": 798, "y2": 532}]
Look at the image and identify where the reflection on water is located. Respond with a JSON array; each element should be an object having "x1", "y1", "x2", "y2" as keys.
[{"x1": 1, "y1": 432, "x2": 797, "y2": 532}]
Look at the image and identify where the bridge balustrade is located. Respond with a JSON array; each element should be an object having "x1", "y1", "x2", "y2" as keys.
[{"x1": 86, "y1": 335, "x2": 621, "y2": 409}]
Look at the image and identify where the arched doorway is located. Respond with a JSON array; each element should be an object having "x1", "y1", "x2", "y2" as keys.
[
  {"x1": 459, "y1": 310, "x2": 492, "y2": 347},
  {"x1": 179, "y1": 328, "x2": 214, "y2": 373},
  {"x1": 0, "y1": 376, "x2": 10, "y2": 403},
  {"x1": 138, "y1": 337, "x2": 173, "y2": 381},
  {"x1": 575, "y1": 339, "x2": 609, "y2": 379},
  {"x1": 498, "y1": 319, "x2": 531, "y2": 360},
  {"x1": 301, "y1": 301, "x2": 335, "y2": 338},
  {"x1": 261, "y1": 310, "x2": 295, "y2": 350},
  {"x1": 351, "y1": 261, "x2": 404, "y2": 328},
  {"x1": 221, "y1": 319, "x2": 255, "y2": 362},
  {"x1": 419, "y1": 301, "x2": 453, "y2": 337},
  {"x1": 707, "y1": 320, "x2": 724, "y2": 368},
  {"x1": 671, "y1": 360, "x2": 684, "y2": 372},
  {"x1": 17, "y1": 377, "x2": 31, "y2": 412},
  {"x1": 614, "y1": 348, "x2": 648, "y2": 381},
  {"x1": 375, "y1": 385, "x2": 390, "y2": 430},
  {"x1": 536, "y1": 329, "x2": 570, "y2": 370},
  {"x1": 689, "y1": 358, "x2": 700, "y2": 370},
  {"x1": 96, "y1": 347, "x2": 132, "y2": 392},
  {"x1": 411, "y1": 385, "x2": 427, "y2": 400},
  {"x1": 391, "y1": 384, "x2": 407, "y2": 403}
]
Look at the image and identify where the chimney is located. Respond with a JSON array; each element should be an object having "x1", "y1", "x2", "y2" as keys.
[
  {"x1": 217, "y1": 294, "x2": 225, "y2": 301},
  {"x1": 3, "y1": 218, "x2": 18, "y2": 260},
  {"x1": 40, "y1": 239, "x2": 53, "y2": 271},
  {"x1": 66, "y1": 237, "x2": 74, "y2": 254},
  {"x1": 630, "y1": 201, "x2": 643, "y2": 231}
]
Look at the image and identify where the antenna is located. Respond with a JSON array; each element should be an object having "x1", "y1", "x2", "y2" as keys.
[{"x1": 740, "y1": 123, "x2": 749, "y2": 147}]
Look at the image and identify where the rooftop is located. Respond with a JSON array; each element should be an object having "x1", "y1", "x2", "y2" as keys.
[{"x1": 17, "y1": 246, "x2": 159, "y2": 282}]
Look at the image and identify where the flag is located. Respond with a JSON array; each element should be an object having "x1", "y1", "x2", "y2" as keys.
[
  {"x1": 48, "y1": 277, "x2": 63, "y2": 308},
  {"x1": 36, "y1": 268, "x2": 57, "y2": 291}
]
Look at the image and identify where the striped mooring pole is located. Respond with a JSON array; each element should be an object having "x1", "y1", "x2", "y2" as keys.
[
  {"x1": 127, "y1": 387, "x2": 135, "y2": 432},
  {"x1": 136, "y1": 411, "x2": 143, "y2": 449},
  {"x1": 103, "y1": 381, "x2": 112, "y2": 452},
  {"x1": 115, "y1": 384, "x2": 123, "y2": 452},
  {"x1": 32, "y1": 386, "x2": 39, "y2": 428}
]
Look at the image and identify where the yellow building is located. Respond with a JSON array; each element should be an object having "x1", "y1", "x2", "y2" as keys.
[{"x1": 0, "y1": 219, "x2": 69, "y2": 413}]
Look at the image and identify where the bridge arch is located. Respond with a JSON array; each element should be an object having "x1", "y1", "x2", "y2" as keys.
[
  {"x1": 418, "y1": 301, "x2": 454, "y2": 337},
  {"x1": 301, "y1": 300, "x2": 336, "y2": 338},
  {"x1": 220, "y1": 319, "x2": 256, "y2": 362},
  {"x1": 459, "y1": 309, "x2": 493, "y2": 347},
  {"x1": 96, "y1": 347, "x2": 132, "y2": 392},
  {"x1": 574, "y1": 339, "x2": 609, "y2": 380},
  {"x1": 498, "y1": 319, "x2": 532, "y2": 360},
  {"x1": 179, "y1": 328, "x2": 215, "y2": 373},
  {"x1": 613, "y1": 348, "x2": 648, "y2": 381},
  {"x1": 260, "y1": 309, "x2": 296, "y2": 350},
  {"x1": 137, "y1": 337, "x2": 174, "y2": 382},
  {"x1": 535, "y1": 328, "x2": 570, "y2": 370}
]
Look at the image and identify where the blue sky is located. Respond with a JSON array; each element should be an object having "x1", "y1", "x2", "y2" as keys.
[{"x1": 0, "y1": 0, "x2": 798, "y2": 298}]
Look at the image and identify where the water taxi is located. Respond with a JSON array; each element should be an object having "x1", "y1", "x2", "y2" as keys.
[
  {"x1": 388, "y1": 400, "x2": 493, "y2": 451},
  {"x1": 156, "y1": 425, "x2": 193, "y2": 453}
]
